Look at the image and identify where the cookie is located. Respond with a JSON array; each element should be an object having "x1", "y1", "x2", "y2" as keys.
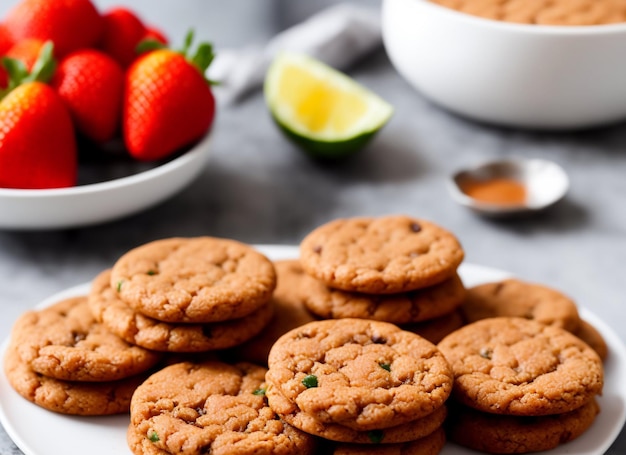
[
  {"x1": 447, "y1": 399, "x2": 600, "y2": 453},
  {"x1": 461, "y1": 279, "x2": 581, "y2": 332},
  {"x1": 332, "y1": 427, "x2": 446, "y2": 455},
  {"x1": 301, "y1": 272, "x2": 466, "y2": 324},
  {"x1": 268, "y1": 384, "x2": 447, "y2": 444},
  {"x1": 4, "y1": 340, "x2": 144, "y2": 415},
  {"x1": 110, "y1": 237, "x2": 276, "y2": 323},
  {"x1": 300, "y1": 216, "x2": 464, "y2": 294},
  {"x1": 574, "y1": 319, "x2": 608, "y2": 361},
  {"x1": 403, "y1": 309, "x2": 465, "y2": 345},
  {"x1": 89, "y1": 269, "x2": 274, "y2": 352},
  {"x1": 266, "y1": 319, "x2": 453, "y2": 431},
  {"x1": 229, "y1": 260, "x2": 318, "y2": 365},
  {"x1": 11, "y1": 296, "x2": 161, "y2": 382},
  {"x1": 127, "y1": 424, "x2": 168, "y2": 455},
  {"x1": 437, "y1": 317, "x2": 603, "y2": 416},
  {"x1": 130, "y1": 361, "x2": 316, "y2": 455}
]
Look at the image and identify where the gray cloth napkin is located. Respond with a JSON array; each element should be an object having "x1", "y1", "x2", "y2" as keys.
[{"x1": 208, "y1": 3, "x2": 382, "y2": 105}]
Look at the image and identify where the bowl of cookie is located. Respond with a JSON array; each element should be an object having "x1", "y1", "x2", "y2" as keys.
[{"x1": 382, "y1": 0, "x2": 626, "y2": 129}]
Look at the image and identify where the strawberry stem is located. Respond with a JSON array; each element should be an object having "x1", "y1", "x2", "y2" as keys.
[{"x1": 25, "y1": 41, "x2": 56, "y2": 84}]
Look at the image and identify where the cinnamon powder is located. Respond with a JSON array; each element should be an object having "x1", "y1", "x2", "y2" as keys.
[{"x1": 458, "y1": 177, "x2": 526, "y2": 205}]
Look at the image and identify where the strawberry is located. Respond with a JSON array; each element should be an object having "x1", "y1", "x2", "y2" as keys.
[
  {"x1": 143, "y1": 26, "x2": 168, "y2": 46},
  {"x1": 100, "y1": 7, "x2": 147, "y2": 68},
  {"x1": 123, "y1": 31, "x2": 215, "y2": 161},
  {"x1": 51, "y1": 49, "x2": 123, "y2": 143},
  {"x1": 0, "y1": 24, "x2": 14, "y2": 55},
  {"x1": 4, "y1": 0, "x2": 103, "y2": 58},
  {"x1": 5, "y1": 38, "x2": 46, "y2": 71},
  {"x1": 0, "y1": 44, "x2": 76, "y2": 189}
]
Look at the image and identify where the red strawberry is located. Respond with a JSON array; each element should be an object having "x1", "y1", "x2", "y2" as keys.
[
  {"x1": 51, "y1": 49, "x2": 123, "y2": 142},
  {"x1": 143, "y1": 26, "x2": 168, "y2": 46},
  {"x1": 100, "y1": 7, "x2": 147, "y2": 68},
  {"x1": 123, "y1": 32, "x2": 215, "y2": 161},
  {"x1": 5, "y1": 38, "x2": 46, "y2": 71},
  {"x1": 0, "y1": 82, "x2": 76, "y2": 189},
  {"x1": 0, "y1": 24, "x2": 14, "y2": 55},
  {"x1": 4, "y1": 0, "x2": 103, "y2": 58}
]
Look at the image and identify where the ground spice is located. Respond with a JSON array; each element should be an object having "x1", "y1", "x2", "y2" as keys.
[{"x1": 458, "y1": 177, "x2": 526, "y2": 205}]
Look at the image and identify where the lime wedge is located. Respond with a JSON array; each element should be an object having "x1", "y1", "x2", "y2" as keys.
[{"x1": 264, "y1": 52, "x2": 393, "y2": 159}]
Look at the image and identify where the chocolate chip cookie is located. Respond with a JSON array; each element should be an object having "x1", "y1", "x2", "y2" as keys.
[
  {"x1": 266, "y1": 318, "x2": 453, "y2": 430},
  {"x1": 301, "y1": 272, "x2": 466, "y2": 324},
  {"x1": 300, "y1": 216, "x2": 464, "y2": 294},
  {"x1": 11, "y1": 295, "x2": 161, "y2": 381},
  {"x1": 4, "y1": 340, "x2": 144, "y2": 415},
  {"x1": 447, "y1": 399, "x2": 600, "y2": 453},
  {"x1": 437, "y1": 317, "x2": 603, "y2": 415},
  {"x1": 89, "y1": 270, "x2": 274, "y2": 352},
  {"x1": 461, "y1": 279, "x2": 581, "y2": 332},
  {"x1": 110, "y1": 237, "x2": 276, "y2": 323}
]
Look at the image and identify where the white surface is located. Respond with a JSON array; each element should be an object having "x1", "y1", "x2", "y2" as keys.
[
  {"x1": 0, "y1": 245, "x2": 624, "y2": 455},
  {"x1": 447, "y1": 158, "x2": 570, "y2": 217},
  {"x1": 0, "y1": 132, "x2": 212, "y2": 230},
  {"x1": 382, "y1": 0, "x2": 626, "y2": 129}
]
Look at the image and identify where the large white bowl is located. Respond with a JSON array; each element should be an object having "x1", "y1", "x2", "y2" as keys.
[
  {"x1": 382, "y1": 0, "x2": 626, "y2": 129},
  {"x1": 0, "y1": 132, "x2": 212, "y2": 230}
]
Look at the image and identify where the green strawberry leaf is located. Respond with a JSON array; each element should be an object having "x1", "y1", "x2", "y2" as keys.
[
  {"x1": 136, "y1": 39, "x2": 167, "y2": 55},
  {"x1": 190, "y1": 43, "x2": 214, "y2": 73},
  {"x1": 26, "y1": 41, "x2": 56, "y2": 84},
  {"x1": 181, "y1": 29, "x2": 195, "y2": 56}
]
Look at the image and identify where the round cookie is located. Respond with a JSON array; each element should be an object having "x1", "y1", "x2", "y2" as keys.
[
  {"x1": 332, "y1": 427, "x2": 446, "y2": 455},
  {"x1": 110, "y1": 237, "x2": 276, "y2": 323},
  {"x1": 268, "y1": 384, "x2": 447, "y2": 444},
  {"x1": 4, "y1": 341, "x2": 144, "y2": 415},
  {"x1": 403, "y1": 309, "x2": 465, "y2": 345},
  {"x1": 229, "y1": 260, "x2": 318, "y2": 365},
  {"x1": 130, "y1": 361, "x2": 316, "y2": 455},
  {"x1": 300, "y1": 216, "x2": 464, "y2": 294},
  {"x1": 574, "y1": 319, "x2": 608, "y2": 362},
  {"x1": 11, "y1": 296, "x2": 161, "y2": 382},
  {"x1": 266, "y1": 319, "x2": 453, "y2": 431},
  {"x1": 447, "y1": 399, "x2": 600, "y2": 453},
  {"x1": 89, "y1": 269, "x2": 274, "y2": 352},
  {"x1": 301, "y1": 271, "x2": 466, "y2": 324},
  {"x1": 461, "y1": 279, "x2": 581, "y2": 332},
  {"x1": 437, "y1": 317, "x2": 603, "y2": 416}
]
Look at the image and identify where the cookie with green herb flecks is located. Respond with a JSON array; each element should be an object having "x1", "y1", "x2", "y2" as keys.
[
  {"x1": 110, "y1": 237, "x2": 276, "y2": 323},
  {"x1": 266, "y1": 318, "x2": 453, "y2": 431},
  {"x1": 89, "y1": 269, "x2": 274, "y2": 352},
  {"x1": 129, "y1": 361, "x2": 316, "y2": 455}
]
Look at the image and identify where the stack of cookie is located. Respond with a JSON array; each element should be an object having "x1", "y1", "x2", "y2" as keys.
[
  {"x1": 297, "y1": 215, "x2": 467, "y2": 344},
  {"x1": 438, "y1": 317, "x2": 604, "y2": 453},
  {"x1": 88, "y1": 237, "x2": 277, "y2": 354},
  {"x1": 4, "y1": 296, "x2": 162, "y2": 415},
  {"x1": 265, "y1": 318, "x2": 453, "y2": 453},
  {"x1": 460, "y1": 278, "x2": 609, "y2": 361}
]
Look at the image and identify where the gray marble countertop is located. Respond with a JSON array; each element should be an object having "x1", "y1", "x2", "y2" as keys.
[{"x1": 1, "y1": 0, "x2": 625, "y2": 454}]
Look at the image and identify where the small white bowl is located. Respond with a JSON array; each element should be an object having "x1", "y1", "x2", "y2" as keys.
[
  {"x1": 447, "y1": 158, "x2": 569, "y2": 216},
  {"x1": 0, "y1": 132, "x2": 212, "y2": 230},
  {"x1": 382, "y1": 0, "x2": 626, "y2": 129}
]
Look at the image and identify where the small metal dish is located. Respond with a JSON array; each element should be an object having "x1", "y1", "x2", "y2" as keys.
[{"x1": 447, "y1": 158, "x2": 569, "y2": 217}]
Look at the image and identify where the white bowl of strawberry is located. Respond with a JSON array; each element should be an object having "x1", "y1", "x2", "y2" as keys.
[{"x1": 0, "y1": 0, "x2": 216, "y2": 230}]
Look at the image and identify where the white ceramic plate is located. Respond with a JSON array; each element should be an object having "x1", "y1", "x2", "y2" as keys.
[
  {"x1": 0, "y1": 132, "x2": 212, "y2": 230},
  {"x1": 1, "y1": 245, "x2": 624, "y2": 455}
]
